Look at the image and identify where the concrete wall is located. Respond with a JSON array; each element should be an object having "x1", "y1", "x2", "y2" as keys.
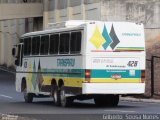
[
  {"x1": 0, "y1": 1, "x2": 43, "y2": 67},
  {"x1": 0, "y1": 3, "x2": 43, "y2": 20},
  {"x1": 101, "y1": 0, "x2": 126, "y2": 21},
  {"x1": 0, "y1": 19, "x2": 29, "y2": 66},
  {"x1": 45, "y1": 0, "x2": 160, "y2": 28},
  {"x1": 101, "y1": 0, "x2": 160, "y2": 29},
  {"x1": 45, "y1": 0, "x2": 101, "y2": 29},
  {"x1": 85, "y1": 2, "x2": 101, "y2": 20}
]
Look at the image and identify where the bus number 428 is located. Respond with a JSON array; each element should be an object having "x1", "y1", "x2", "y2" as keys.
[{"x1": 127, "y1": 61, "x2": 138, "y2": 67}]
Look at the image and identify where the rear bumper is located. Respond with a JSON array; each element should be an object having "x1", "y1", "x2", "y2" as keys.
[{"x1": 82, "y1": 83, "x2": 145, "y2": 94}]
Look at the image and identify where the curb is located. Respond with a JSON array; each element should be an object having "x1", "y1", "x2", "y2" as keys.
[
  {"x1": 0, "y1": 66, "x2": 16, "y2": 74},
  {"x1": 120, "y1": 97, "x2": 160, "y2": 103}
]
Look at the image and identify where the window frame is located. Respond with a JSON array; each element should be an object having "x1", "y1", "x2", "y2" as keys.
[{"x1": 22, "y1": 29, "x2": 83, "y2": 57}]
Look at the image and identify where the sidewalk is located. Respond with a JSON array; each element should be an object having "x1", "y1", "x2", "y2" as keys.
[{"x1": 120, "y1": 97, "x2": 160, "y2": 103}]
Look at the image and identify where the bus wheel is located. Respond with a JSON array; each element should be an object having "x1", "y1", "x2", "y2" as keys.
[
  {"x1": 111, "y1": 95, "x2": 119, "y2": 107},
  {"x1": 51, "y1": 84, "x2": 57, "y2": 102},
  {"x1": 60, "y1": 86, "x2": 73, "y2": 107},
  {"x1": 24, "y1": 92, "x2": 33, "y2": 103},
  {"x1": 53, "y1": 86, "x2": 61, "y2": 106}
]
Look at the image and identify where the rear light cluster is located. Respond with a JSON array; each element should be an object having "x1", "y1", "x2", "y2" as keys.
[
  {"x1": 85, "y1": 70, "x2": 90, "y2": 78},
  {"x1": 85, "y1": 69, "x2": 90, "y2": 82},
  {"x1": 141, "y1": 70, "x2": 145, "y2": 83}
]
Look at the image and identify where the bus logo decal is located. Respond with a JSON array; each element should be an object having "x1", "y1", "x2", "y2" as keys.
[
  {"x1": 57, "y1": 59, "x2": 75, "y2": 67},
  {"x1": 109, "y1": 25, "x2": 120, "y2": 50},
  {"x1": 90, "y1": 24, "x2": 120, "y2": 50},
  {"x1": 89, "y1": 25, "x2": 106, "y2": 49},
  {"x1": 102, "y1": 25, "x2": 112, "y2": 49}
]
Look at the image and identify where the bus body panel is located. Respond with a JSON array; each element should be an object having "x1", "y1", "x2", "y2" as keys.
[
  {"x1": 82, "y1": 83, "x2": 145, "y2": 94},
  {"x1": 86, "y1": 22, "x2": 145, "y2": 54},
  {"x1": 16, "y1": 56, "x2": 85, "y2": 94},
  {"x1": 83, "y1": 22, "x2": 145, "y2": 94}
]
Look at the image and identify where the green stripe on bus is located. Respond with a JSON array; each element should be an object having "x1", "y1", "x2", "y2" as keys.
[{"x1": 41, "y1": 69, "x2": 141, "y2": 78}]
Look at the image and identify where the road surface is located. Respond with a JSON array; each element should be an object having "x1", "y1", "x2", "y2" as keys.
[{"x1": 0, "y1": 70, "x2": 160, "y2": 120}]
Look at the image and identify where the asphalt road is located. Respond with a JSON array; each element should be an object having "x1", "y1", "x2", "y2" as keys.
[{"x1": 1, "y1": 70, "x2": 160, "y2": 120}]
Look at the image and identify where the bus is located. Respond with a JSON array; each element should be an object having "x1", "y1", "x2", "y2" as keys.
[{"x1": 12, "y1": 20, "x2": 145, "y2": 107}]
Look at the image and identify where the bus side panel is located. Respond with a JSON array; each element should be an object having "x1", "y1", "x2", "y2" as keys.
[{"x1": 20, "y1": 56, "x2": 85, "y2": 95}]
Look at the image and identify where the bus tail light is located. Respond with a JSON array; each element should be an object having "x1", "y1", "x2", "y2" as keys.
[
  {"x1": 141, "y1": 70, "x2": 145, "y2": 83},
  {"x1": 85, "y1": 69, "x2": 90, "y2": 82}
]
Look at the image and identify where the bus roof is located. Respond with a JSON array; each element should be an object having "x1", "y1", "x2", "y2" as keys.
[
  {"x1": 21, "y1": 20, "x2": 143, "y2": 38},
  {"x1": 47, "y1": 20, "x2": 92, "y2": 30},
  {"x1": 21, "y1": 24, "x2": 85, "y2": 38}
]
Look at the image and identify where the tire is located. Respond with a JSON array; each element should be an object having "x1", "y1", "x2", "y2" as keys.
[
  {"x1": 23, "y1": 82, "x2": 33, "y2": 103},
  {"x1": 51, "y1": 84, "x2": 57, "y2": 103},
  {"x1": 60, "y1": 86, "x2": 73, "y2": 107},
  {"x1": 24, "y1": 92, "x2": 33, "y2": 103},
  {"x1": 53, "y1": 86, "x2": 61, "y2": 106},
  {"x1": 111, "y1": 95, "x2": 119, "y2": 107}
]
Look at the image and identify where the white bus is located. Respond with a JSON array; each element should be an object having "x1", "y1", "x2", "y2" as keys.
[{"x1": 12, "y1": 20, "x2": 145, "y2": 107}]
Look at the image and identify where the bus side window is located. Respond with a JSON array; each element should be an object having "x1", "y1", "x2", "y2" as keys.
[
  {"x1": 59, "y1": 33, "x2": 69, "y2": 54},
  {"x1": 24, "y1": 37, "x2": 31, "y2": 56},
  {"x1": 50, "y1": 34, "x2": 59, "y2": 54},
  {"x1": 32, "y1": 36, "x2": 40, "y2": 55},
  {"x1": 40, "y1": 35, "x2": 49, "y2": 55},
  {"x1": 70, "y1": 31, "x2": 82, "y2": 54},
  {"x1": 16, "y1": 45, "x2": 21, "y2": 65}
]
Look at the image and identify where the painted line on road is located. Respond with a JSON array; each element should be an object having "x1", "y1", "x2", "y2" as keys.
[
  {"x1": 120, "y1": 110, "x2": 136, "y2": 113},
  {"x1": 104, "y1": 110, "x2": 136, "y2": 113},
  {"x1": 104, "y1": 110, "x2": 122, "y2": 112},
  {"x1": 0, "y1": 67, "x2": 15, "y2": 74},
  {"x1": 0, "y1": 94, "x2": 13, "y2": 99}
]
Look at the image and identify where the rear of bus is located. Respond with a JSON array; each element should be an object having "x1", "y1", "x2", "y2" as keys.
[{"x1": 82, "y1": 22, "x2": 145, "y2": 105}]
